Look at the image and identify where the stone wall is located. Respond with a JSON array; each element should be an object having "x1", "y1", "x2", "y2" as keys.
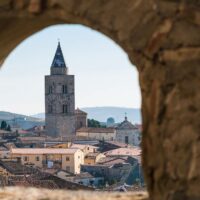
[
  {"x1": 45, "y1": 74, "x2": 75, "y2": 137},
  {"x1": 0, "y1": 187, "x2": 148, "y2": 200},
  {"x1": 0, "y1": 0, "x2": 200, "y2": 200}
]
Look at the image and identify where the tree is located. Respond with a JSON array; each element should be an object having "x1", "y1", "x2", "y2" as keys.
[
  {"x1": 6, "y1": 125, "x2": 11, "y2": 132},
  {"x1": 0, "y1": 121, "x2": 7, "y2": 130},
  {"x1": 87, "y1": 119, "x2": 102, "y2": 128}
]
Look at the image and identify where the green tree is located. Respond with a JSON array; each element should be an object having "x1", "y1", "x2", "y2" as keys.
[
  {"x1": 0, "y1": 121, "x2": 7, "y2": 130},
  {"x1": 87, "y1": 119, "x2": 101, "y2": 127},
  {"x1": 6, "y1": 125, "x2": 11, "y2": 132}
]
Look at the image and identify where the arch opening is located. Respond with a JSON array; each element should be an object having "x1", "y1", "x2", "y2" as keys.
[{"x1": 0, "y1": 24, "x2": 144, "y2": 190}]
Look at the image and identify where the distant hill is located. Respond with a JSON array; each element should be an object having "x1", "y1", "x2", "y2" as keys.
[
  {"x1": 81, "y1": 107, "x2": 141, "y2": 123},
  {"x1": 0, "y1": 111, "x2": 42, "y2": 122},
  {"x1": 0, "y1": 111, "x2": 44, "y2": 130},
  {"x1": 31, "y1": 113, "x2": 45, "y2": 119},
  {"x1": 31, "y1": 107, "x2": 141, "y2": 123}
]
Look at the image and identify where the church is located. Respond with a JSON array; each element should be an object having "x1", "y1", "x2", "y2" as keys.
[{"x1": 45, "y1": 42, "x2": 87, "y2": 138}]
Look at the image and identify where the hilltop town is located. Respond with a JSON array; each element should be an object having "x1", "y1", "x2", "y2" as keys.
[{"x1": 0, "y1": 42, "x2": 143, "y2": 192}]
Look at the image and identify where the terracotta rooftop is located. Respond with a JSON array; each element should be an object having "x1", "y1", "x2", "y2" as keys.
[
  {"x1": 97, "y1": 157, "x2": 130, "y2": 166},
  {"x1": 76, "y1": 127, "x2": 115, "y2": 133},
  {"x1": 71, "y1": 144, "x2": 98, "y2": 150},
  {"x1": 18, "y1": 136, "x2": 46, "y2": 142},
  {"x1": 11, "y1": 148, "x2": 79, "y2": 155},
  {"x1": 104, "y1": 147, "x2": 141, "y2": 157}
]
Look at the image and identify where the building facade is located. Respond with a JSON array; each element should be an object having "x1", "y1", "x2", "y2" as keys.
[
  {"x1": 76, "y1": 127, "x2": 116, "y2": 141},
  {"x1": 45, "y1": 42, "x2": 75, "y2": 138},
  {"x1": 75, "y1": 108, "x2": 87, "y2": 130},
  {"x1": 11, "y1": 148, "x2": 84, "y2": 174},
  {"x1": 116, "y1": 116, "x2": 141, "y2": 146}
]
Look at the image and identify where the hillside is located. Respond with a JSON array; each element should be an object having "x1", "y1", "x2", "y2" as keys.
[
  {"x1": 0, "y1": 111, "x2": 44, "y2": 130},
  {"x1": 0, "y1": 111, "x2": 43, "y2": 122}
]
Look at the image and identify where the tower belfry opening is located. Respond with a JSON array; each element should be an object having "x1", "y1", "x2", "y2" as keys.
[{"x1": 45, "y1": 42, "x2": 75, "y2": 138}]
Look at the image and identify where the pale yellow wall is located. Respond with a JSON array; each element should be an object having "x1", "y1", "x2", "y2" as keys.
[
  {"x1": 96, "y1": 153, "x2": 106, "y2": 162},
  {"x1": 74, "y1": 150, "x2": 84, "y2": 174},
  {"x1": 84, "y1": 157, "x2": 95, "y2": 165},
  {"x1": 49, "y1": 143, "x2": 71, "y2": 148},
  {"x1": 11, "y1": 150, "x2": 84, "y2": 173},
  {"x1": 84, "y1": 153, "x2": 105, "y2": 165},
  {"x1": 76, "y1": 131, "x2": 116, "y2": 141},
  {"x1": 61, "y1": 154, "x2": 74, "y2": 173},
  {"x1": 61, "y1": 150, "x2": 84, "y2": 174},
  {"x1": 12, "y1": 154, "x2": 43, "y2": 168}
]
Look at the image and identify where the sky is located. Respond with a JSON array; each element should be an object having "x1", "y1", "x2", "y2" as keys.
[{"x1": 0, "y1": 24, "x2": 141, "y2": 116}]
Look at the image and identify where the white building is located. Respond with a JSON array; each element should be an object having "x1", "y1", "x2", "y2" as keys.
[{"x1": 116, "y1": 116, "x2": 141, "y2": 146}]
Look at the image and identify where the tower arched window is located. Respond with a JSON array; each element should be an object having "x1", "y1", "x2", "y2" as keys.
[
  {"x1": 49, "y1": 86, "x2": 53, "y2": 94},
  {"x1": 48, "y1": 105, "x2": 53, "y2": 113},
  {"x1": 62, "y1": 85, "x2": 68, "y2": 94},
  {"x1": 63, "y1": 104, "x2": 68, "y2": 113}
]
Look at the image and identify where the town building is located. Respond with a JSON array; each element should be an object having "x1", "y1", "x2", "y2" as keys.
[
  {"x1": 103, "y1": 147, "x2": 141, "y2": 157},
  {"x1": 76, "y1": 127, "x2": 116, "y2": 141},
  {"x1": 81, "y1": 156, "x2": 140, "y2": 185},
  {"x1": 0, "y1": 160, "x2": 93, "y2": 190},
  {"x1": 10, "y1": 148, "x2": 84, "y2": 174},
  {"x1": 116, "y1": 116, "x2": 141, "y2": 146},
  {"x1": 45, "y1": 42, "x2": 75, "y2": 138},
  {"x1": 70, "y1": 143, "x2": 98, "y2": 155},
  {"x1": 75, "y1": 108, "x2": 87, "y2": 130},
  {"x1": 57, "y1": 171, "x2": 104, "y2": 187},
  {"x1": 84, "y1": 152, "x2": 106, "y2": 165}
]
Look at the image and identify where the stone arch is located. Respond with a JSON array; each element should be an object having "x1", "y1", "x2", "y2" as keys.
[{"x1": 1, "y1": 1, "x2": 200, "y2": 200}]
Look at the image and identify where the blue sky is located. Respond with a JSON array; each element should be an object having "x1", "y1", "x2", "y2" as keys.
[{"x1": 0, "y1": 24, "x2": 141, "y2": 116}]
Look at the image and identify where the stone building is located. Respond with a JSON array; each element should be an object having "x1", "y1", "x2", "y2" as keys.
[
  {"x1": 116, "y1": 117, "x2": 141, "y2": 146},
  {"x1": 75, "y1": 108, "x2": 87, "y2": 130},
  {"x1": 45, "y1": 42, "x2": 75, "y2": 138}
]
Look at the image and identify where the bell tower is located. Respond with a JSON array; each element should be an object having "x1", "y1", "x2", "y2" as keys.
[{"x1": 45, "y1": 42, "x2": 75, "y2": 138}]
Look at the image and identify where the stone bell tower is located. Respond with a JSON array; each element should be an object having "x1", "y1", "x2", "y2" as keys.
[{"x1": 45, "y1": 42, "x2": 75, "y2": 138}]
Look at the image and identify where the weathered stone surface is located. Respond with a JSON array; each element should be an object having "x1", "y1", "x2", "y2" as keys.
[
  {"x1": 0, "y1": 187, "x2": 148, "y2": 200},
  {"x1": 0, "y1": 0, "x2": 200, "y2": 200}
]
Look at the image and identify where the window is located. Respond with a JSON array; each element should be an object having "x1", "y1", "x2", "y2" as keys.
[
  {"x1": 62, "y1": 85, "x2": 68, "y2": 94},
  {"x1": 35, "y1": 156, "x2": 40, "y2": 161},
  {"x1": 63, "y1": 104, "x2": 68, "y2": 113},
  {"x1": 66, "y1": 166, "x2": 70, "y2": 171},
  {"x1": 48, "y1": 105, "x2": 53, "y2": 113},
  {"x1": 24, "y1": 156, "x2": 28, "y2": 161},
  {"x1": 66, "y1": 156, "x2": 70, "y2": 161},
  {"x1": 125, "y1": 136, "x2": 129, "y2": 144},
  {"x1": 49, "y1": 86, "x2": 53, "y2": 94}
]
